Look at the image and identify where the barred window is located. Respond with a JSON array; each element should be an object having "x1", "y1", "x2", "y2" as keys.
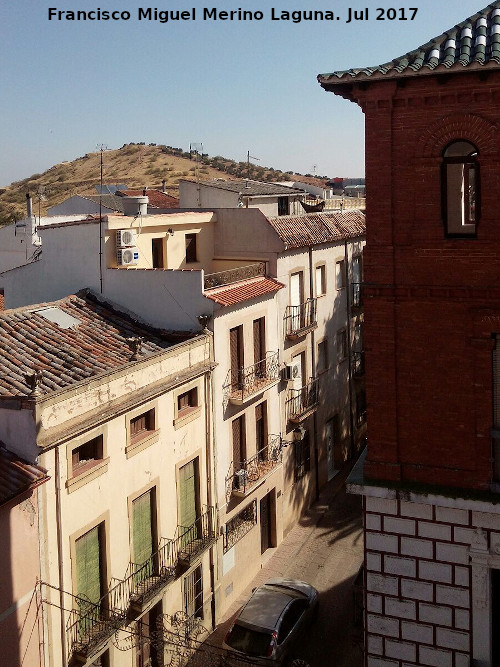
[{"x1": 223, "y1": 500, "x2": 257, "y2": 553}]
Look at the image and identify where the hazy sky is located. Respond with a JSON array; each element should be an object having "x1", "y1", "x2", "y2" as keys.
[{"x1": 1, "y1": 1, "x2": 486, "y2": 186}]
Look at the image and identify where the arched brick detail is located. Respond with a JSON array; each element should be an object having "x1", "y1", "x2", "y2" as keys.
[{"x1": 416, "y1": 113, "x2": 498, "y2": 158}]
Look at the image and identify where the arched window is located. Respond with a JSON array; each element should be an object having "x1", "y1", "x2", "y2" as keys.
[{"x1": 442, "y1": 140, "x2": 479, "y2": 237}]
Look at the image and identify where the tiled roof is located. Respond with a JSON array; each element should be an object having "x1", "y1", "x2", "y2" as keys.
[
  {"x1": 0, "y1": 445, "x2": 49, "y2": 506},
  {"x1": 117, "y1": 190, "x2": 179, "y2": 208},
  {"x1": 318, "y1": 2, "x2": 500, "y2": 88},
  {"x1": 266, "y1": 210, "x2": 365, "y2": 250},
  {"x1": 204, "y1": 277, "x2": 285, "y2": 307},
  {"x1": 184, "y1": 179, "x2": 306, "y2": 196},
  {"x1": 81, "y1": 194, "x2": 125, "y2": 212},
  {"x1": 0, "y1": 291, "x2": 189, "y2": 398}
]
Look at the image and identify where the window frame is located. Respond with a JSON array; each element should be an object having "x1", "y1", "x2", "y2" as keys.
[
  {"x1": 335, "y1": 259, "x2": 346, "y2": 290},
  {"x1": 315, "y1": 264, "x2": 327, "y2": 297},
  {"x1": 294, "y1": 432, "x2": 310, "y2": 481},
  {"x1": 126, "y1": 402, "x2": 159, "y2": 458},
  {"x1": 174, "y1": 381, "x2": 202, "y2": 428},
  {"x1": 336, "y1": 329, "x2": 347, "y2": 362},
  {"x1": 66, "y1": 429, "x2": 109, "y2": 491},
  {"x1": 185, "y1": 233, "x2": 198, "y2": 263},
  {"x1": 317, "y1": 338, "x2": 329, "y2": 374},
  {"x1": 441, "y1": 140, "x2": 480, "y2": 239}
]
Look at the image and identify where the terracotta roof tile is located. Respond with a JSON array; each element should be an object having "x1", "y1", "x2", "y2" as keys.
[
  {"x1": 204, "y1": 276, "x2": 285, "y2": 307},
  {"x1": 266, "y1": 210, "x2": 365, "y2": 249},
  {"x1": 0, "y1": 445, "x2": 49, "y2": 506},
  {"x1": 318, "y1": 2, "x2": 500, "y2": 88},
  {"x1": 0, "y1": 291, "x2": 192, "y2": 397}
]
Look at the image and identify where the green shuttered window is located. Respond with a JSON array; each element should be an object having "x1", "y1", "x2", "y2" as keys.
[
  {"x1": 75, "y1": 525, "x2": 103, "y2": 605},
  {"x1": 132, "y1": 490, "x2": 154, "y2": 566}
]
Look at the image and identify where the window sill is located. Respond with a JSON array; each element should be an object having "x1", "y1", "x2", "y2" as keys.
[
  {"x1": 126, "y1": 430, "x2": 160, "y2": 459},
  {"x1": 66, "y1": 458, "x2": 109, "y2": 493},
  {"x1": 174, "y1": 406, "x2": 202, "y2": 430}
]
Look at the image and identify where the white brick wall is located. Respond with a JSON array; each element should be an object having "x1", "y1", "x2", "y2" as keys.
[
  {"x1": 367, "y1": 552, "x2": 382, "y2": 572},
  {"x1": 419, "y1": 602, "x2": 452, "y2": 626},
  {"x1": 383, "y1": 516, "x2": 416, "y2": 535},
  {"x1": 400, "y1": 500, "x2": 433, "y2": 519},
  {"x1": 436, "y1": 627, "x2": 469, "y2": 651},
  {"x1": 401, "y1": 620, "x2": 433, "y2": 643},
  {"x1": 435, "y1": 584, "x2": 469, "y2": 608},
  {"x1": 366, "y1": 532, "x2": 399, "y2": 553},
  {"x1": 366, "y1": 497, "x2": 398, "y2": 515},
  {"x1": 418, "y1": 521, "x2": 452, "y2": 541},
  {"x1": 367, "y1": 657, "x2": 398, "y2": 667},
  {"x1": 367, "y1": 613, "x2": 400, "y2": 637},
  {"x1": 384, "y1": 555, "x2": 416, "y2": 577},
  {"x1": 385, "y1": 597, "x2": 416, "y2": 619},
  {"x1": 366, "y1": 513, "x2": 382, "y2": 530},
  {"x1": 419, "y1": 645, "x2": 453, "y2": 667},
  {"x1": 401, "y1": 536, "x2": 433, "y2": 559},
  {"x1": 435, "y1": 506, "x2": 469, "y2": 525},
  {"x1": 367, "y1": 573, "x2": 399, "y2": 596},
  {"x1": 435, "y1": 541, "x2": 469, "y2": 565},
  {"x1": 367, "y1": 593, "x2": 383, "y2": 613},
  {"x1": 418, "y1": 560, "x2": 453, "y2": 583},
  {"x1": 385, "y1": 639, "x2": 416, "y2": 662},
  {"x1": 400, "y1": 578, "x2": 433, "y2": 601}
]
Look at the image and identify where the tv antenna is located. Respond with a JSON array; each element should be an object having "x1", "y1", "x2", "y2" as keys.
[
  {"x1": 311, "y1": 164, "x2": 317, "y2": 177},
  {"x1": 247, "y1": 150, "x2": 260, "y2": 186},
  {"x1": 96, "y1": 143, "x2": 109, "y2": 293},
  {"x1": 190, "y1": 142, "x2": 204, "y2": 207}
]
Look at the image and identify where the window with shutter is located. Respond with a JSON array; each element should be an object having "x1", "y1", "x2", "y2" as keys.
[
  {"x1": 255, "y1": 402, "x2": 268, "y2": 460},
  {"x1": 132, "y1": 489, "x2": 155, "y2": 566},
  {"x1": 179, "y1": 459, "x2": 200, "y2": 530},
  {"x1": 232, "y1": 416, "x2": 246, "y2": 469},
  {"x1": 230, "y1": 326, "x2": 244, "y2": 389},
  {"x1": 130, "y1": 408, "x2": 155, "y2": 443},
  {"x1": 75, "y1": 525, "x2": 104, "y2": 607},
  {"x1": 185, "y1": 233, "x2": 197, "y2": 263},
  {"x1": 315, "y1": 265, "x2": 326, "y2": 296}
]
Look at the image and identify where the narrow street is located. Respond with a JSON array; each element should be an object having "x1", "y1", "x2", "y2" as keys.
[{"x1": 210, "y1": 462, "x2": 364, "y2": 666}]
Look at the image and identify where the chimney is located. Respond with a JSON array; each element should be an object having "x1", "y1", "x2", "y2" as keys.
[
  {"x1": 162, "y1": 179, "x2": 166, "y2": 193},
  {"x1": 26, "y1": 192, "x2": 33, "y2": 218},
  {"x1": 142, "y1": 187, "x2": 147, "y2": 196}
]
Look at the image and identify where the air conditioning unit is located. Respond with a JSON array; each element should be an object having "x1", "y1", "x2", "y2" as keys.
[
  {"x1": 116, "y1": 247, "x2": 139, "y2": 266},
  {"x1": 116, "y1": 229, "x2": 137, "y2": 247},
  {"x1": 282, "y1": 362, "x2": 301, "y2": 381}
]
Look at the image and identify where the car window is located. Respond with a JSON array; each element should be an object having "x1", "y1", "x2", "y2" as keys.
[
  {"x1": 226, "y1": 623, "x2": 273, "y2": 657},
  {"x1": 277, "y1": 599, "x2": 309, "y2": 644}
]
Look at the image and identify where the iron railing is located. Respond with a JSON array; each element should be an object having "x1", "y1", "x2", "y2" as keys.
[
  {"x1": 284, "y1": 298, "x2": 317, "y2": 338},
  {"x1": 204, "y1": 262, "x2": 266, "y2": 290},
  {"x1": 352, "y1": 351, "x2": 365, "y2": 377},
  {"x1": 226, "y1": 435, "x2": 282, "y2": 500},
  {"x1": 223, "y1": 351, "x2": 280, "y2": 403},
  {"x1": 286, "y1": 379, "x2": 319, "y2": 423},
  {"x1": 351, "y1": 282, "x2": 362, "y2": 309},
  {"x1": 129, "y1": 537, "x2": 178, "y2": 610},
  {"x1": 174, "y1": 505, "x2": 217, "y2": 570}
]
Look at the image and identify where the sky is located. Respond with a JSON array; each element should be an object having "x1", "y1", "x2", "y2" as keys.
[{"x1": 0, "y1": 0, "x2": 487, "y2": 186}]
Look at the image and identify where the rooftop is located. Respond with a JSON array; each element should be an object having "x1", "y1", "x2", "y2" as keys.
[
  {"x1": 183, "y1": 179, "x2": 306, "y2": 197},
  {"x1": 204, "y1": 276, "x2": 285, "y2": 307},
  {"x1": 318, "y1": 2, "x2": 500, "y2": 89},
  {"x1": 0, "y1": 445, "x2": 49, "y2": 506},
  {"x1": 0, "y1": 290, "x2": 193, "y2": 398},
  {"x1": 117, "y1": 189, "x2": 179, "y2": 209},
  {"x1": 266, "y1": 210, "x2": 366, "y2": 250}
]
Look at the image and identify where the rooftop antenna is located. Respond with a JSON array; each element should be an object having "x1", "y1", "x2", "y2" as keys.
[
  {"x1": 190, "y1": 142, "x2": 203, "y2": 207},
  {"x1": 311, "y1": 164, "x2": 317, "y2": 177},
  {"x1": 34, "y1": 185, "x2": 47, "y2": 236},
  {"x1": 96, "y1": 143, "x2": 109, "y2": 293},
  {"x1": 247, "y1": 150, "x2": 260, "y2": 187}
]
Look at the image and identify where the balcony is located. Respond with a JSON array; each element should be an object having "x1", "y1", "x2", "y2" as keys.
[
  {"x1": 226, "y1": 435, "x2": 282, "y2": 500},
  {"x1": 204, "y1": 262, "x2": 266, "y2": 290},
  {"x1": 286, "y1": 379, "x2": 319, "y2": 423},
  {"x1": 66, "y1": 580, "x2": 128, "y2": 664},
  {"x1": 223, "y1": 351, "x2": 280, "y2": 405},
  {"x1": 284, "y1": 298, "x2": 317, "y2": 339},
  {"x1": 352, "y1": 351, "x2": 365, "y2": 378},
  {"x1": 66, "y1": 507, "x2": 217, "y2": 663},
  {"x1": 351, "y1": 282, "x2": 363, "y2": 310}
]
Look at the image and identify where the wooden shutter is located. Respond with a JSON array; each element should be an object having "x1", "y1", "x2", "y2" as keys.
[
  {"x1": 132, "y1": 490, "x2": 154, "y2": 565},
  {"x1": 179, "y1": 459, "x2": 199, "y2": 529},
  {"x1": 253, "y1": 318, "x2": 265, "y2": 365},
  {"x1": 230, "y1": 326, "x2": 243, "y2": 387},
  {"x1": 232, "y1": 416, "x2": 246, "y2": 468},
  {"x1": 76, "y1": 525, "x2": 102, "y2": 605},
  {"x1": 256, "y1": 402, "x2": 267, "y2": 459}
]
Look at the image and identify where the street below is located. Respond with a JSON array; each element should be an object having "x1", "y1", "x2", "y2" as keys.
[{"x1": 210, "y1": 463, "x2": 364, "y2": 667}]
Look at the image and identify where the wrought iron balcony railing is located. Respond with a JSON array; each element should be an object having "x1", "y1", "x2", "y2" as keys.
[
  {"x1": 284, "y1": 298, "x2": 317, "y2": 339},
  {"x1": 286, "y1": 379, "x2": 319, "y2": 423},
  {"x1": 352, "y1": 351, "x2": 365, "y2": 377},
  {"x1": 66, "y1": 579, "x2": 129, "y2": 663},
  {"x1": 174, "y1": 505, "x2": 217, "y2": 571},
  {"x1": 351, "y1": 282, "x2": 363, "y2": 309},
  {"x1": 226, "y1": 435, "x2": 282, "y2": 500},
  {"x1": 223, "y1": 351, "x2": 280, "y2": 404},
  {"x1": 128, "y1": 537, "x2": 178, "y2": 612},
  {"x1": 204, "y1": 262, "x2": 266, "y2": 290}
]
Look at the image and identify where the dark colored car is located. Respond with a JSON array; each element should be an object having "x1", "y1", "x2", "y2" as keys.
[{"x1": 222, "y1": 578, "x2": 318, "y2": 664}]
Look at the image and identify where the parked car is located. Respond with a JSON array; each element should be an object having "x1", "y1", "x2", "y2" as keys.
[{"x1": 222, "y1": 578, "x2": 318, "y2": 664}]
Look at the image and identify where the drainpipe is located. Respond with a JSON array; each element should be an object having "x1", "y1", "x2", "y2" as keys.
[
  {"x1": 345, "y1": 239, "x2": 355, "y2": 459},
  {"x1": 55, "y1": 446, "x2": 68, "y2": 666},
  {"x1": 203, "y1": 337, "x2": 217, "y2": 629},
  {"x1": 308, "y1": 246, "x2": 320, "y2": 501},
  {"x1": 37, "y1": 481, "x2": 49, "y2": 667}
]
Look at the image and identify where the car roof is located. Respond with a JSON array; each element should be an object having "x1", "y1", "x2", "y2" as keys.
[{"x1": 237, "y1": 581, "x2": 310, "y2": 631}]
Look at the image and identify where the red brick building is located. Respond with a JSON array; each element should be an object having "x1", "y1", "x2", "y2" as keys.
[{"x1": 319, "y1": 3, "x2": 500, "y2": 666}]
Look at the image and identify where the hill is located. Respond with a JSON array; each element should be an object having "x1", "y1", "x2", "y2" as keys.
[{"x1": 0, "y1": 143, "x2": 330, "y2": 226}]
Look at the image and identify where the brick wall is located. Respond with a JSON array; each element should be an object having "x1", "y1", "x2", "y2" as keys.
[{"x1": 351, "y1": 71, "x2": 500, "y2": 490}]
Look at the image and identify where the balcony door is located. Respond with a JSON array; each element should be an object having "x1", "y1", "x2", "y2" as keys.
[
  {"x1": 292, "y1": 352, "x2": 305, "y2": 392},
  {"x1": 290, "y1": 272, "x2": 304, "y2": 330},
  {"x1": 256, "y1": 401, "x2": 268, "y2": 460},
  {"x1": 75, "y1": 524, "x2": 105, "y2": 619},
  {"x1": 232, "y1": 415, "x2": 246, "y2": 471},
  {"x1": 253, "y1": 317, "x2": 266, "y2": 366},
  {"x1": 260, "y1": 491, "x2": 275, "y2": 554},
  {"x1": 132, "y1": 489, "x2": 155, "y2": 568},
  {"x1": 179, "y1": 458, "x2": 200, "y2": 544},
  {"x1": 230, "y1": 325, "x2": 244, "y2": 389},
  {"x1": 135, "y1": 601, "x2": 163, "y2": 667}
]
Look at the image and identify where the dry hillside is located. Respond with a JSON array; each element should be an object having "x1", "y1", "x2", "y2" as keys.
[{"x1": 0, "y1": 143, "x2": 330, "y2": 226}]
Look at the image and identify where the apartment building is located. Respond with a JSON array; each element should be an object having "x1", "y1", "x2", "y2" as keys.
[
  {"x1": 319, "y1": 2, "x2": 500, "y2": 666},
  {"x1": 0, "y1": 199, "x2": 365, "y2": 622},
  {"x1": 0, "y1": 291, "x2": 215, "y2": 667}
]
